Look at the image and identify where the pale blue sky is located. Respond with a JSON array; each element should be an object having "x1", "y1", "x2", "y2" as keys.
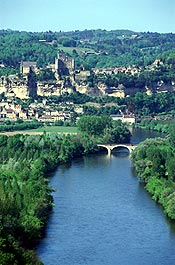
[{"x1": 0, "y1": 0, "x2": 174, "y2": 33}]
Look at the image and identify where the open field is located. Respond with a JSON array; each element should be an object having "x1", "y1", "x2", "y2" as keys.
[
  {"x1": 57, "y1": 44, "x2": 95, "y2": 55},
  {"x1": 0, "y1": 126, "x2": 78, "y2": 136}
]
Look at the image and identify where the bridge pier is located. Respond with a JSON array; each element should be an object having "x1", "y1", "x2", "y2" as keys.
[{"x1": 107, "y1": 147, "x2": 111, "y2": 156}]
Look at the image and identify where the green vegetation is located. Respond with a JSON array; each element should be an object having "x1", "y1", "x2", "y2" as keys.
[
  {"x1": 77, "y1": 115, "x2": 112, "y2": 136},
  {"x1": 124, "y1": 91, "x2": 175, "y2": 117},
  {"x1": 48, "y1": 90, "x2": 175, "y2": 117},
  {"x1": 0, "y1": 120, "x2": 42, "y2": 132},
  {"x1": 1, "y1": 30, "x2": 175, "y2": 104},
  {"x1": 37, "y1": 69, "x2": 56, "y2": 82},
  {"x1": 131, "y1": 123, "x2": 175, "y2": 220},
  {"x1": 21, "y1": 125, "x2": 78, "y2": 134},
  {"x1": 1, "y1": 27, "x2": 175, "y2": 261},
  {"x1": 46, "y1": 92, "x2": 93, "y2": 104},
  {"x1": 0, "y1": 132, "x2": 98, "y2": 263},
  {"x1": 0, "y1": 119, "x2": 77, "y2": 134},
  {"x1": 1, "y1": 29, "x2": 175, "y2": 72},
  {"x1": 0, "y1": 67, "x2": 19, "y2": 77},
  {"x1": 135, "y1": 119, "x2": 171, "y2": 133},
  {"x1": 0, "y1": 114, "x2": 130, "y2": 263},
  {"x1": 77, "y1": 115, "x2": 131, "y2": 144}
]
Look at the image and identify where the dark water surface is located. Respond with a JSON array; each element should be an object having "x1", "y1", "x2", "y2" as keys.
[{"x1": 37, "y1": 129, "x2": 175, "y2": 265}]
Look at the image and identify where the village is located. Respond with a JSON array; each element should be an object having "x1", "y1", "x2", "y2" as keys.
[{"x1": 0, "y1": 52, "x2": 173, "y2": 124}]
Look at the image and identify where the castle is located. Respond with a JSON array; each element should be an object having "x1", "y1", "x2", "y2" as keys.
[
  {"x1": 0, "y1": 54, "x2": 76, "y2": 99},
  {"x1": 55, "y1": 53, "x2": 75, "y2": 77},
  {"x1": 1, "y1": 54, "x2": 169, "y2": 100}
]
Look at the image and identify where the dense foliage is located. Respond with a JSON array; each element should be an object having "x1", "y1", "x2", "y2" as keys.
[
  {"x1": 0, "y1": 132, "x2": 101, "y2": 264},
  {"x1": 0, "y1": 116, "x2": 132, "y2": 263},
  {"x1": 77, "y1": 115, "x2": 112, "y2": 136},
  {"x1": 0, "y1": 120, "x2": 42, "y2": 132},
  {"x1": 77, "y1": 115, "x2": 131, "y2": 144},
  {"x1": 135, "y1": 119, "x2": 171, "y2": 133},
  {"x1": 0, "y1": 29, "x2": 175, "y2": 72},
  {"x1": 131, "y1": 124, "x2": 175, "y2": 219},
  {"x1": 122, "y1": 91, "x2": 175, "y2": 117}
]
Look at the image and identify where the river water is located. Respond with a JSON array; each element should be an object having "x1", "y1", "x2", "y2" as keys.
[{"x1": 37, "y1": 129, "x2": 175, "y2": 265}]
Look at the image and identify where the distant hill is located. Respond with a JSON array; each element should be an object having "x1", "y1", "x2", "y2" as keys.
[{"x1": 0, "y1": 29, "x2": 175, "y2": 75}]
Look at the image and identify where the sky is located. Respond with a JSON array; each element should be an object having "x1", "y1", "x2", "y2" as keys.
[{"x1": 0, "y1": 0, "x2": 175, "y2": 33}]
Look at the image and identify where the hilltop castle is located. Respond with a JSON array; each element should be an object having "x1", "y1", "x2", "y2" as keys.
[{"x1": 55, "y1": 53, "x2": 74, "y2": 77}]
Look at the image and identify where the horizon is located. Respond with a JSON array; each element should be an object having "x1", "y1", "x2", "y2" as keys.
[
  {"x1": 1, "y1": 0, "x2": 174, "y2": 34},
  {"x1": 0, "y1": 28, "x2": 174, "y2": 34}
]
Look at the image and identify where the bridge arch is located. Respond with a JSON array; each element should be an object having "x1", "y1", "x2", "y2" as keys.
[
  {"x1": 97, "y1": 144, "x2": 136, "y2": 156},
  {"x1": 97, "y1": 144, "x2": 111, "y2": 156},
  {"x1": 111, "y1": 145, "x2": 131, "y2": 154}
]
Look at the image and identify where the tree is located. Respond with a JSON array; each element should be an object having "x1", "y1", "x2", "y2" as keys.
[
  {"x1": 77, "y1": 115, "x2": 112, "y2": 136},
  {"x1": 37, "y1": 69, "x2": 56, "y2": 82},
  {"x1": 146, "y1": 146, "x2": 166, "y2": 178},
  {"x1": 169, "y1": 123, "x2": 175, "y2": 147},
  {"x1": 166, "y1": 157, "x2": 175, "y2": 181}
]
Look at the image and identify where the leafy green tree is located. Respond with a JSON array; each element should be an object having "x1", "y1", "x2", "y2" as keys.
[
  {"x1": 168, "y1": 123, "x2": 175, "y2": 147},
  {"x1": 166, "y1": 157, "x2": 175, "y2": 181},
  {"x1": 37, "y1": 69, "x2": 56, "y2": 81},
  {"x1": 77, "y1": 115, "x2": 112, "y2": 136}
]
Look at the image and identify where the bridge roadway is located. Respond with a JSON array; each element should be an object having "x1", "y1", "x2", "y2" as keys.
[{"x1": 97, "y1": 143, "x2": 137, "y2": 156}]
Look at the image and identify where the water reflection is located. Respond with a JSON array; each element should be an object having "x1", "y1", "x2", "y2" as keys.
[
  {"x1": 131, "y1": 127, "x2": 165, "y2": 144},
  {"x1": 38, "y1": 153, "x2": 175, "y2": 265},
  {"x1": 37, "y1": 128, "x2": 174, "y2": 265},
  {"x1": 83, "y1": 154, "x2": 112, "y2": 168}
]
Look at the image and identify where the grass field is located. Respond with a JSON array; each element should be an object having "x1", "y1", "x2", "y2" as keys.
[
  {"x1": 27, "y1": 126, "x2": 78, "y2": 133},
  {"x1": 0, "y1": 126, "x2": 78, "y2": 136},
  {"x1": 57, "y1": 44, "x2": 95, "y2": 56}
]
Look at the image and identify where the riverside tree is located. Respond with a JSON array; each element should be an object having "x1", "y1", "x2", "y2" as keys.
[{"x1": 77, "y1": 115, "x2": 131, "y2": 143}]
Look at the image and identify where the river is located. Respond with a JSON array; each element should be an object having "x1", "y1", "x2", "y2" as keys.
[{"x1": 37, "y1": 129, "x2": 175, "y2": 265}]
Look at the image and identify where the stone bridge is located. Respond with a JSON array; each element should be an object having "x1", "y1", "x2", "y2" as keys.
[{"x1": 97, "y1": 144, "x2": 137, "y2": 156}]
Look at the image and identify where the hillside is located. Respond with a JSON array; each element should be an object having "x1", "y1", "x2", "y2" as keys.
[{"x1": 0, "y1": 29, "x2": 175, "y2": 75}]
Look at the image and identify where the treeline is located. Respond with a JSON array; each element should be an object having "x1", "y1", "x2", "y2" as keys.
[
  {"x1": 47, "y1": 92, "x2": 93, "y2": 104},
  {"x1": 0, "y1": 132, "x2": 97, "y2": 264},
  {"x1": 131, "y1": 124, "x2": 175, "y2": 219},
  {"x1": 135, "y1": 119, "x2": 171, "y2": 133},
  {"x1": 77, "y1": 115, "x2": 131, "y2": 144},
  {"x1": 124, "y1": 91, "x2": 175, "y2": 116},
  {"x1": 0, "y1": 31, "x2": 57, "y2": 69},
  {"x1": 0, "y1": 115, "x2": 131, "y2": 263},
  {"x1": 0, "y1": 120, "x2": 42, "y2": 132}
]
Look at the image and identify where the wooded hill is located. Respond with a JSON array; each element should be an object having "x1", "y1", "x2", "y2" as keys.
[{"x1": 0, "y1": 29, "x2": 175, "y2": 74}]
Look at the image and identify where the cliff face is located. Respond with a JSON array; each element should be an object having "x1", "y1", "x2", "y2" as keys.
[
  {"x1": 0, "y1": 73, "x2": 175, "y2": 100},
  {"x1": 0, "y1": 84, "x2": 29, "y2": 99},
  {"x1": 119, "y1": 81, "x2": 175, "y2": 96}
]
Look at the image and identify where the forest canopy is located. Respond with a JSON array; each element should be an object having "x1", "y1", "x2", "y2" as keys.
[{"x1": 0, "y1": 29, "x2": 175, "y2": 72}]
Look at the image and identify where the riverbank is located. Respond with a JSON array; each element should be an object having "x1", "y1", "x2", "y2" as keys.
[
  {"x1": 0, "y1": 131, "x2": 100, "y2": 264},
  {"x1": 37, "y1": 143, "x2": 175, "y2": 265},
  {"x1": 131, "y1": 134, "x2": 175, "y2": 220},
  {"x1": 0, "y1": 124, "x2": 168, "y2": 264},
  {"x1": 134, "y1": 118, "x2": 174, "y2": 133}
]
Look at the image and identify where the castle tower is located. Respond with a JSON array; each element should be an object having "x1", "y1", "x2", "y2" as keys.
[{"x1": 55, "y1": 52, "x2": 74, "y2": 77}]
